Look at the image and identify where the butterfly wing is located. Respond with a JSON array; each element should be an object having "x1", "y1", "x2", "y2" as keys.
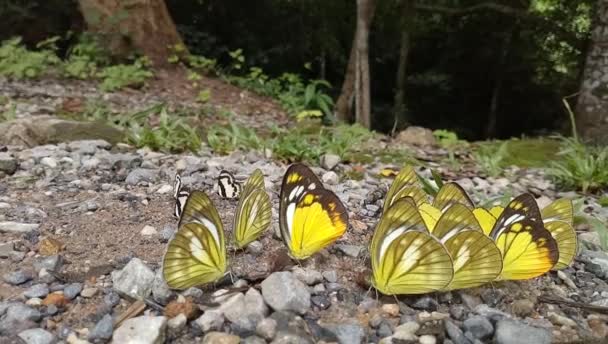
[
  {"x1": 178, "y1": 191, "x2": 224, "y2": 240},
  {"x1": 473, "y1": 207, "x2": 497, "y2": 236},
  {"x1": 433, "y1": 204, "x2": 502, "y2": 290},
  {"x1": 241, "y1": 169, "x2": 266, "y2": 197},
  {"x1": 163, "y1": 222, "x2": 227, "y2": 289},
  {"x1": 490, "y1": 194, "x2": 558, "y2": 280},
  {"x1": 545, "y1": 220, "x2": 577, "y2": 270},
  {"x1": 279, "y1": 163, "x2": 324, "y2": 250},
  {"x1": 286, "y1": 189, "x2": 348, "y2": 259},
  {"x1": 418, "y1": 203, "x2": 442, "y2": 232},
  {"x1": 216, "y1": 170, "x2": 242, "y2": 199},
  {"x1": 391, "y1": 185, "x2": 428, "y2": 208},
  {"x1": 541, "y1": 198, "x2": 573, "y2": 225},
  {"x1": 383, "y1": 165, "x2": 419, "y2": 212},
  {"x1": 234, "y1": 188, "x2": 272, "y2": 249},
  {"x1": 371, "y1": 199, "x2": 453, "y2": 295},
  {"x1": 433, "y1": 182, "x2": 474, "y2": 212}
]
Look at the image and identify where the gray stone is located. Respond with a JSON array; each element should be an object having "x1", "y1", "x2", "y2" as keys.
[
  {"x1": 194, "y1": 310, "x2": 224, "y2": 332},
  {"x1": 2, "y1": 304, "x2": 41, "y2": 325},
  {"x1": 33, "y1": 255, "x2": 62, "y2": 272},
  {"x1": 327, "y1": 324, "x2": 365, "y2": 344},
  {"x1": 474, "y1": 305, "x2": 510, "y2": 321},
  {"x1": 335, "y1": 244, "x2": 363, "y2": 258},
  {"x1": 320, "y1": 154, "x2": 341, "y2": 170},
  {"x1": 18, "y1": 328, "x2": 55, "y2": 344},
  {"x1": 321, "y1": 171, "x2": 339, "y2": 185},
  {"x1": 152, "y1": 269, "x2": 174, "y2": 305},
  {"x1": 0, "y1": 152, "x2": 17, "y2": 175},
  {"x1": 0, "y1": 242, "x2": 14, "y2": 258},
  {"x1": 69, "y1": 140, "x2": 111, "y2": 154},
  {"x1": 125, "y1": 169, "x2": 158, "y2": 186},
  {"x1": 444, "y1": 320, "x2": 471, "y2": 344},
  {"x1": 463, "y1": 316, "x2": 493, "y2": 340},
  {"x1": 256, "y1": 318, "x2": 278, "y2": 340},
  {"x1": 23, "y1": 284, "x2": 49, "y2": 299},
  {"x1": 243, "y1": 335, "x2": 266, "y2": 344},
  {"x1": 40, "y1": 157, "x2": 57, "y2": 168},
  {"x1": 3, "y1": 270, "x2": 33, "y2": 285},
  {"x1": 167, "y1": 313, "x2": 187, "y2": 333},
  {"x1": 111, "y1": 316, "x2": 166, "y2": 344},
  {"x1": 322, "y1": 270, "x2": 338, "y2": 283},
  {"x1": 89, "y1": 314, "x2": 113, "y2": 341},
  {"x1": 377, "y1": 322, "x2": 392, "y2": 338},
  {"x1": 80, "y1": 287, "x2": 98, "y2": 298},
  {"x1": 247, "y1": 241, "x2": 263, "y2": 255},
  {"x1": 104, "y1": 292, "x2": 121, "y2": 308},
  {"x1": 450, "y1": 304, "x2": 467, "y2": 320},
  {"x1": 202, "y1": 332, "x2": 240, "y2": 344},
  {"x1": 219, "y1": 288, "x2": 269, "y2": 331},
  {"x1": 261, "y1": 272, "x2": 311, "y2": 315},
  {"x1": 494, "y1": 320, "x2": 551, "y2": 344},
  {"x1": 419, "y1": 335, "x2": 437, "y2": 344},
  {"x1": 396, "y1": 126, "x2": 436, "y2": 146},
  {"x1": 111, "y1": 258, "x2": 155, "y2": 299},
  {"x1": 63, "y1": 283, "x2": 83, "y2": 300},
  {"x1": 159, "y1": 224, "x2": 176, "y2": 243},
  {"x1": 412, "y1": 296, "x2": 438, "y2": 311},
  {"x1": 38, "y1": 269, "x2": 55, "y2": 284},
  {"x1": 0, "y1": 221, "x2": 39, "y2": 233},
  {"x1": 292, "y1": 267, "x2": 323, "y2": 286}
]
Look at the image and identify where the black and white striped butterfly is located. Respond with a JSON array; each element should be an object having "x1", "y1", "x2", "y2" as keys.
[
  {"x1": 173, "y1": 174, "x2": 190, "y2": 219},
  {"x1": 214, "y1": 170, "x2": 242, "y2": 199}
]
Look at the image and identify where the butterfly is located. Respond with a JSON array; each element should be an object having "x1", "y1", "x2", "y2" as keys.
[
  {"x1": 214, "y1": 170, "x2": 242, "y2": 199},
  {"x1": 477, "y1": 194, "x2": 559, "y2": 280},
  {"x1": 173, "y1": 174, "x2": 190, "y2": 219},
  {"x1": 279, "y1": 163, "x2": 348, "y2": 260},
  {"x1": 370, "y1": 197, "x2": 454, "y2": 295},
  {"x1": 233, "y1": 169, "x2": 272, "y2": 249},
  {"x1": 383, "y1": 165, "x2": 427, "y2": 213},
  {"x1": 430, "y1": 203, "x2": 502, "y2": 290},
  {"x1": 415, "y1": 182, "x2": 473, "y2": 235},
  {"x1": 163, "y1": 190, "x2": 227, "y2": 289},
  {"x1": 541, "y1": 198, "x2": 577, "y2": 270}
]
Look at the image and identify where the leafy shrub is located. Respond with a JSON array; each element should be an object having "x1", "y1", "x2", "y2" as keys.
[
  {"x1": 207, "y1": 121, "x2": 263, "y2": 154},
  {"x1": 0, "y1": 37, "x2": 60, "y2": 79},
  {"x1": 548, "y1": 136, "x2": 608, "y2": 192},
  {"x1": 63, "y1": 33, "x2": 109, "y2": 79},
  {"x1": 98, "y1": 57, "x2": 153, "y2": 92},
  {"x1": 473, "y1": 141, "x2": 509, "y2": 177}
]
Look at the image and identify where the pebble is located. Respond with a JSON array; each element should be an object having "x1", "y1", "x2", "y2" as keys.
[
  {"x1": 322, "y1": 171, "x2": 339, "y2": 185},
  {"x1": 510, "y1": 299, "x2": 535, "y2": 318},
  {"x1": 463, "y1": 316, "x2": 494, "y2": 339},
  {"x1": 444, "y1": 320, "x2": 469, "y2": 344},
  {"x1": 494, "y1": 319, "x2": 551, "y2": 344},
  {"x1": 40, "y1": 157, "x2": 57, "y2": 168},
  {"x1": 111, "y1": 316, "x2": 167, "y2": 344},
  {"x1": 419, "y1": 334, "x2": 437, "y2": 344},
  {"x1": 247, "y1": 240, "x2": 263, "y2": 255},
  {"x1": 412, "y1": 296, "x2": 439, "y2": 311},
  {"x1": 0, "y1": 241, "x2": 14, "y2": 258},
  {"x1": 80, "y1": 287, "x2": 98, "y2": 298},
  {"x1": 111, "y1": 258, "x2": 155, "y2": 299},
  {"x1": 152, "y1": 269, "x2": 174, "y2": 305},
  {"x1": 320, "y1": 154, "x2": 340, "y2": 170},
  {"x1": 0, "y1": 221, "x2": 40, "y2": 233},
  {"x1": 327, "y1": 323, "x2": 365, "y2": 344},
  {"x1": 202, "y1": 332, "x2": 240, "y2": 344},
  {"x1": 256, "y1": 318, "x2": 278, "y2": 340},
  {"x1": 0, "y1": 152, "x2": 18, "y2": 174},
  {"x1": 167, "y1": 313, "x2": 187, "y2": 333},
  {"x1": 261, "y1": 272, "x2": 310, "y2": 315},
  {"x1": 311, "y1": 295, "x2": 331, "y2": 310},
  {"x1": 195, "y1": 310, "x2": 225, "y2": 333},
  {"x1": 292, "y1": 267, "x2": 323, "y2": 285},
  {"x1": 335, "y1": 244, "x2": 363, "y2": 258},
  {"x1": 18, "y1": 328, "x2": 55, "y2": 344},
  {"x1": 381, "y1": 304, "x2": 400, "y2": 317},
  {"x1": 89, "y1": 314, "x2": 113, "y2": 341},
  {"x1": 140, "y1": 225, "x2": 157, "y2": 236},
  {"x1": 547, "y1": 312, "x2": 577, "y2": 328},
  {"x1": 24, "y1": 284, "x2": 50, "y2": 299},
  {"x1": 393, "y1": 322, "x2": 419, "y2": 341},
  {"x1": 3, "y1": 270, "x2": 33, "y2": 285},
  {"x1": 125, "y1": 168, "x2": 158, "y2": 185},
  {"x1": 33, "y1": 255, "x2": 62, "y2": 272},
  {"x1": 156, "y1": 184, "x2": 173, "y2": 194},
  {"x1": 322, "y1": 270, "x2": 338, "y2": 283},
  {"x1": 63, "y1": 283, "x2": 83, "y2": 300}
]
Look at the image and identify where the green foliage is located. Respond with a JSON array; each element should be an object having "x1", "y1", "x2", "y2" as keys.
[
  {"x1": 98, "y1": 57, "x2": 153, "y2": 92},
  {"x1": 548, "y1": 136, "x2": 608, "y2": 192},
  {"x1": 63, "y1": 33, "x2": 109, "y2": 79},
  {"x1": 128, "y1": 106, "x2": 202, "y2": 153},
  {"x1": 197, "y1": 89, "x2": 211, "y2": 103},
  {"x1": 433, "y1": 129, "x2": 467, "y2": 167},
  {"x1": 0, "y1": 102, "x2": 17, "y2": 122},
  {"x1": 0, "y1": 37, "x2": 60, "y2": 79},
  {"x1": 473, "y1": 141, "x2": 509, "y2": 178},
  {"x1": 168, "y1": 43, "x2": 217, "y2": 75},
  {"x1": 207, "y1": 121, "x2": 263, "y2": 154}
]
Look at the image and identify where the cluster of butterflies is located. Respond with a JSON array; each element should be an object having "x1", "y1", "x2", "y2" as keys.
[
  {"x1": 370, "y1": 165, "x2": 577, "y2": 295},
  {"x1": 163, "y1": 164, "x2": 348, "y2": 289},
  {"x1": 162, "y1": 163, "x2": 577, "y2": 296}
]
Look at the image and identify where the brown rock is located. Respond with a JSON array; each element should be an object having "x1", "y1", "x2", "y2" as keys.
[
  {"x1": 510, "y1": 299, "x2": 535, "y2": 317},
  {"x1": 43, "y1": 292, "x2": 70, "y2": 307}
]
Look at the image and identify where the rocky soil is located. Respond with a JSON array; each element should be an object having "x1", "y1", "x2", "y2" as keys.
[{"x1": 1, "y1": 77, "x2": 608, "y2": 344}]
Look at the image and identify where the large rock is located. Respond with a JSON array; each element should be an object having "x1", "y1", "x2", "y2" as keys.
[
  {"x1": 111, "y1": 258, "x2": 155, "y2": 299},
  {"x1": 494, "y1": 320, "x2": 551, "y2": 344},
  {"x1": 111, "y1": 316, "x2": 167, "y2": 344},
  {"x1": 395, "y1": 126, "x2": 437, "y2": 147},
  {"x1": 18, "y1": 328, "x2": 55, "y2": 344},
  {"x1": 0, "y1": 116, "x2": 123, "y2": 147},
  {"x1": 261, "y1": 272, "x2": 310, "y2": 315},
  {"x1": 0, "y1": 222, "x2": 40, "y2": 234}
]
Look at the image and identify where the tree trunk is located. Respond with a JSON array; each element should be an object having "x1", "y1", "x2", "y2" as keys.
[
  {"x1": 354, "y1": 0, "x2": 375, "y2": 129},
  {"x1": 77, "y1": 0, "x2": 185, "y2": 68},
  {"x1": 575, "y1": 0, "x2": 608, "y2": 144},
  {"x1": 393, "y1": 0, "x2": 414, "y2": 132},
  {"x1": 336, "y1": 0, "x2": 376, "y2": 124}
]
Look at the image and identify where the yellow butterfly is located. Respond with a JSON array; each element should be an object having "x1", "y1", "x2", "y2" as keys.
[
  {"x1": 370, "y1": 198, "x2": 454, "y2": 295},
  {"x1": 477, "y1": 198, "x2": 577, "y2": 271},
  {"x1": 163, "y1": 191, "x2": 227, "y2": 289},
  {"x1": 483, "y1": 194, "x2": 559, "y2": 280},
  {"x1": 383, "y1": 165, "x2": 428, "y2": 213},
  {"x1": 279, "y1": 163, "x2": 348, "y2": 260},
  {"x1": 233, "y1": 169, "x2": 272, "y2": 249},
  {"x1": 431, "y1": 203, "x2": 502, "y2": 290},
  {"x1": 416, "y1": 182, "x2": 473, "y2": 233}
]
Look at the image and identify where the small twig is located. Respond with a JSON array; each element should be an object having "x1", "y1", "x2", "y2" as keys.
[
  {"x1": 114, "y1": 300, "x2": 147, "y2": 327},
  {"x1": 539, "y1": 295, "x2": 608, "y2": 314},
  {"x1": 562, "y1": 92, "x2": 580, "y2": 142}
]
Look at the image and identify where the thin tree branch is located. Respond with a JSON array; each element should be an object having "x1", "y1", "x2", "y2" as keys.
[{"x1": 414, "y1": 2, "x2": 528, "y2": 17}]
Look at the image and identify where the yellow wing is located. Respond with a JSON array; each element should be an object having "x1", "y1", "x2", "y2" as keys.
[
  {"x1": 541, "y1": 198, "x2": 573, "y2": 225},
  {"x1": 241, "y1": 169, "x2": 266, "y2": 197},
  {"x1": 545, "y1": 220, "x2": 577, "y2": 270},
  {"x1": 391, "y1": 185, "x2": 428, "y2": 207},
  {"x1": 383, "y1": 165, "x2": 419, "y2": 212},
  {"x1": 490, "y1": 194, "x2": 558, "y2": 280},
  {"x1": 473, "y1": 208, "x2": 497, "y2": 236},
  {"x1": 433, "y1": 182, "x2": 474, "y2": 212},
  {"x1": 163, "y1": 222, "x2": 227, "y2": 289},
  {"x1": 286, "y1": 189, "x2": 348, "y2": 259},
  {"x1": 432, "y1": 204, "x2": 502, "y2": 290},
  {"x1": 178, "y1": 190, "x2": 224, "y2": 233},
  {"x1": 371, "y1": 199, "x2": 453, "y2": 295},
  {"x1": 418, "y1": 203, "x2": 441, "y2": 231},
  {"x1": 234, "y1": 188, "x2": 272, "y2": 249}
]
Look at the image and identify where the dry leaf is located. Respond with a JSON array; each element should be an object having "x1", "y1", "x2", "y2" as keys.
[
  {"x1": 39, "y1": 238, "x2": 64, "y2": 256},
  {"x1": 164, "y1": 296, "x2": 199, "y2": 320},
  {"x1": 43, "y1": 292, "x2": 70, "y2": 307}
]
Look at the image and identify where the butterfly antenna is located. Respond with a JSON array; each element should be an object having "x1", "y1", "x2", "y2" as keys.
[{"x1": 364, "y1": 285, "x2": 373, "y2": 299}]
